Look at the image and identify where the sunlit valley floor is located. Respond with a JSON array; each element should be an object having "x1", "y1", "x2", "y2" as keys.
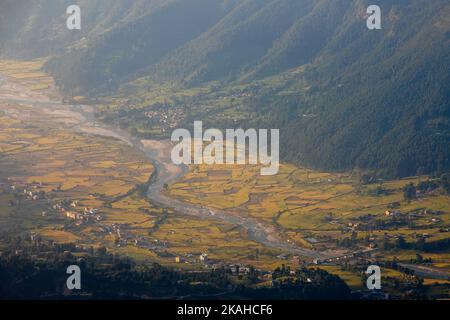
[{"x1": 0, "y1": 59, "x2": 449, "y2": 298}]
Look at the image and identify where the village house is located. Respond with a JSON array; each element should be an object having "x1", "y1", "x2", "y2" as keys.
[
  {"x1": 385, "y1": 210, "x2": 401, "y2": 217},
  {"x1": 262, "y1": 272, "x2": 273, "y2": 281},
  {"x1": 199, "y1": 253, "x2": 208, "y2": 262},
  {"x1": 239, "y1": 267, "x2": 250, "y2": 275}
]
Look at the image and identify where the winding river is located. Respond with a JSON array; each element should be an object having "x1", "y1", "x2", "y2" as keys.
[{"x1": 0, "y1": 74, "x2": 327, "y2": 260}]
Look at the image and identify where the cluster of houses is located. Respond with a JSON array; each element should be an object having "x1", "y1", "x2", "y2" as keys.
[
  {"x1": 229, "y1": 264, "x2": 252, "y2": 275},
  {"x1": 323, "y1": 216, "x2": 361, "y2": 233},
  {"x1": 22, "y1": 186, "x2": 45, "y2": 201},
  {"x1": 1, "y1": 180, "x2": 47, "y2": 202},
  {"x1": 385, "y1": 208, "x2": 443, "y2": 218},
  {"x1": 381, "y1": 231, "x2": 432, "y2": 241},
  {"x1": 172, "y1": 252, "x2": 253, "y2": 271},
  {"x1": 133, "y1": 235, "x2": 168, "y2": 251},
  {"x1": 346, "y1": 222, "x2": 360, "y2": 231},
  {"x1": 174, "y1": 252, "x2": 209, "y2": 266},
  {"x1": 1, "y1": 180, "x2": 105, "y2": 226},
  {"x1": 409, "y1": 208, "x2": 442, "y2": 217},
  {"x1": 173, "y1": 253, "x2": 301, "y2": 279},
  {"x1": 337, "y1": 208, "x2": 446, "y2": 236},
  {"x1": 313, "y1": 246, "x2": 378, "y2": 265},
  {"x1": 384, "y1": 210, "x2": 401, "y2": 217},
  {"x1": 144, "y1": 106, "x2": 185, "y2": 132},
  {"x1": 52, "y1": 200, "x2": 103, "y2": 225}
]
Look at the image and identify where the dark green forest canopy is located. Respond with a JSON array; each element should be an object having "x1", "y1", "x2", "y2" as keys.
[{"x1": 0, "y1": 0, "x2": 448, "y2": 178}]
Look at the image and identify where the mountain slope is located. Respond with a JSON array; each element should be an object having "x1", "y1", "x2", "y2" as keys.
[
  {"x1": 0, "y1": 0, "x2": 448, "y2": 178},
  {"x1": 276, "y1": 0, "x2": 450, "y2": 177},
  {"x1": 45, "y1": 0, "x2": 242, "y2": 94},
  {"x1": 0, "y1": 0, "x2": 176, "y2": 58}
]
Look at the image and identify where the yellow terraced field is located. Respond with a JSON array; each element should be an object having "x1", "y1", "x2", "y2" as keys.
[
  {"x1": 1, "y1": 58, "x2": 449, "y2": 289},
  {"x1": 0, "y1": 63, "x2": 284, "y2": 269},
  {"x1": 169, "y1": 163, "x2": 450, "y2": 255}
]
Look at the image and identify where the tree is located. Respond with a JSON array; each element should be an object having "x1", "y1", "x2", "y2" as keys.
[
  {"x1": 403, "y1": 183, "x2": 417, "y2": 201},
  {"x1": 395, "y1": 236, "x2": 407, "y2": 249},
  {"x1": 415, "y1": 253, "x2": 423, "y2": 263},
  {"x1": 247, "y1": 266, "x2": 259, "y2": 284},
  {"x1": 415, "y1": 237, "x2": 426, "y2": 251},
  {"x1": 441, "y1": 174, "x2": 450, "y2": 194},
  {"x1": 96, "y1": 246, "x2": 107, "y2": 256}
]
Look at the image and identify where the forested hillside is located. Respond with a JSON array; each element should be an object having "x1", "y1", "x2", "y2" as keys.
[{"x1": 0, "y1": 0, "x2": 448, "y2": 178}]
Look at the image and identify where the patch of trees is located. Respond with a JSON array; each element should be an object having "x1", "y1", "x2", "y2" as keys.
[
  {"x1": 0, "y1": 252, "x2": 351, "y2": 300},
  {"x1": 404, "y1": 175, "x2": 450, "y2": 201},
  {"x1": 380, "y1": 236, "x2": 450, "y2": 253}
]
